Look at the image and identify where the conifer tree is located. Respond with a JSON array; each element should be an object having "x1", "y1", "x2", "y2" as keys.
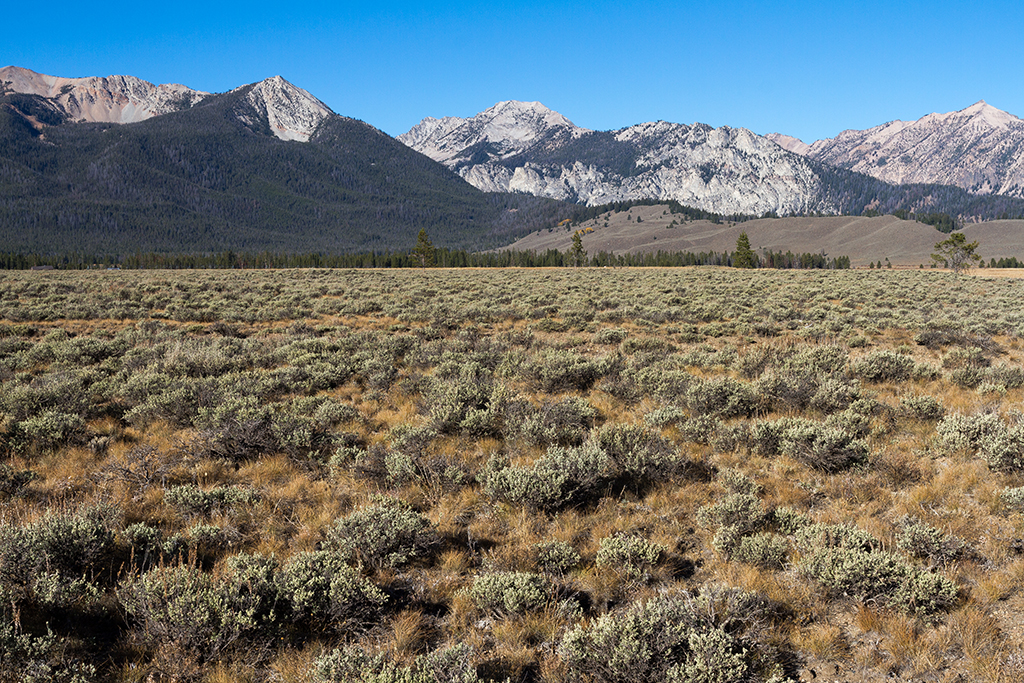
[
  {"x1": 733, "y1": 232, "x2": 756, "y2": 268},
  {"x1": 412, "y1": 229, "x2": 435, "y2": 268}
]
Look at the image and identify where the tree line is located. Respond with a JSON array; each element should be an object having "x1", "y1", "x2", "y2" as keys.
[{"x1": 0, "y1": 247, "x2": 851, "y2": 271}]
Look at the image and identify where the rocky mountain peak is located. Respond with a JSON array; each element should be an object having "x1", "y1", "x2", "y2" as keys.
[
  {"x1": 398, "y1": 99, "x2": 587, "y2": 164},
  {"x1": 765, "y1": 132, "x2": 811, "y2": 155},
  {"x1": 0, "y1": 65, "x2": 207, "y2": 124},
  {"x1": 235, "y1": 75, "x2": 334, "y2": 142},
  {"x1": 801, "y1": 101, "x2": 1024, "y2": 197}
]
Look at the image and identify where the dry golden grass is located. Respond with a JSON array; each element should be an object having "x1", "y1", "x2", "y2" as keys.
[{"x1": 5, "y1": 267, "x2": 1024, "y2": 681}]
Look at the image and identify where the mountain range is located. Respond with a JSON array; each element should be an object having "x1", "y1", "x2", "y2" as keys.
[
  {"x1": 768, "y1": 101, "x2": 1024, "y2": 199},
  {"x1": 400, "y1": 100, "x2": 1024, "y2": 220},
  {"x1": 2, "y1": 65, "x2": 1024, "y2": 256},
  {"x1": 0, "y1": 67, "x2": 567, "y2": 255}
]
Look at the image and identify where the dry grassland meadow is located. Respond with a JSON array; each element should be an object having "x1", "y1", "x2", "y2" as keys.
[{"x1": 3, "y1": 266, "x2": 1024, "y2": 683}]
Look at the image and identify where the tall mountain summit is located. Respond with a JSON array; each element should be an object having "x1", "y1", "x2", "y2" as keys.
[
  {"x1": 0, "y1": 65, "x2": 208, "y2": 124},
  {"x1": 0, "y1": 66, "x2": 334, "y2": 142},
  {"x1": 768, "y1": 101, "x2": 1024, "y2": 198}
]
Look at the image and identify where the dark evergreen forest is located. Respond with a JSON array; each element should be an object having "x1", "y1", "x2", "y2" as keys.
[{"x1": 0, "y1": 87, "x2": 573, "y2": 256}]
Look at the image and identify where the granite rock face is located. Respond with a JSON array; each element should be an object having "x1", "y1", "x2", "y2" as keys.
[
  {"x1": 775, "y1": 101, "x2": 1024, "y2": 199},
  {"x1": 401, "y1": 100, "x2": 829, "y2": 215}
]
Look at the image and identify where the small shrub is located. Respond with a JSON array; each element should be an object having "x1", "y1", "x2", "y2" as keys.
[
  {"x1": 0, "y1": 506, "x2": 117, "y2": 590},
  {"x1": 900, "y1": 395, "x2": 944, "y2": 420},
  {"x1": 12, "y1": 410, "x2": 86, "y2": 452},
  {"x1": 731, "y1": 532, "x2": 790, "y2": 570},
  {"x1": 979, "y1": 424, "x2": 1024, "y2": 472},
  {"x1": 558, "y1": 587, "x2": 784, "y2": 683},
  {"x1": 686, "y1": 377, "x2": 758, "y2": 418},
  {"x1": 594, "y1": 422, "x2": 677, "y2": 484},
  {"x1": 677, "y1": 414, "x2": 722, "y2": 445},
  {"x1": 469, "y1": 571, "x2": 550, "y2": 615},
  {"x1": 278, "y1": 551, "x2": 387, "y2": 630},
  {"x1": 793, "y1": 522, "x2": 878, "y2": 553},
  {"x1": 911, "y1": 362, "x2": 942, "y2": 381},
  {"x1": 311, "y1": 643, "x2": 479, "y2": 683},
  {"x1": 772, "y1": 506, "x2": 810, "y2": 535},
  {"x1": 779, "y1": 421, "x2": 868, "y2": 472},
  {"x1": 513, "y1": 396, "x2": 597, "y2": 446},
  {"x1": 936, "y1": 412, "x2": 1005, "y2": 454},
  {"x1": 643, "y1": 405, "x2": 686, "y2": 428},
  {"x1": 523, "y1": 349, "x2": 611, "y2": 392},
  {"x1": 119, "y1": 564, "x2": 250, "y2": 663},
  {"x1": 595, "y1": 534, "x2": 667, "y2": 580},
  {"x1": 719, "y1": 468, "x2": 761, "y2": 495},
  {"x1": 696, "y1": 493, "x2": 767, "y2": 535},
  {"x1": 481, "y1": 442, "x2": 614, "y2": 511},
  {"x1": 941, "y1": 347, "x2": 989, "y2": 369},
  {"x1": 122, "y1": 523, "x2": 164, "y2": 569},
  {"x1": 808, "y1": 378, "x2": 859, "y2": 414},
  {"x1": 0, "y1": 464, "x2": 36, "y2": 496},
  {"x1": 536, "y1": 540, "x2": 581, "y2": 575},
  {"x1": 949, "y1": 366, "x2": 987, "y2": 389},
  {"x1": 999, "y1": 486, "x2": 1024, "y2": 511},
  {"x1": 325, "y1": 497, "x2": 440, "y2": 570},
  {"x1": 800, "y1": 548, "x2": 957, "y2": 616},
  {"x1": 895, "y1": 516, "x2": 966, "y2": 564},
  {"x1": 595, "y1": 328, "x2": 628, "y2": 345},
  {"x1": 163, "y1": 484, "x2": 257, "y2": 519},
  {"x1": 851, "y1": 350, "x2": 914, "y2": 383}
]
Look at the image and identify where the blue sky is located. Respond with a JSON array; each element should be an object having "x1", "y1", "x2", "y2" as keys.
[{"x1": 6, "y1": 1, "x2": 1022, "y2": 142}]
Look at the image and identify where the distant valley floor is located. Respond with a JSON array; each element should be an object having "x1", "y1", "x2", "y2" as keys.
[{"x1": 502, "y1": 205, "x2": 1024, "y2": 267}]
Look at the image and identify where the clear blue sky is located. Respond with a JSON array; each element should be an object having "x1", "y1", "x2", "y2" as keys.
[{"x1": 6, "y1": 1, "x2": 1022, "y2": 142}]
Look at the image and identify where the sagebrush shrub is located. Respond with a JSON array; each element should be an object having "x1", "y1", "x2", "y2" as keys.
[
  {"x1": 595, "y1": 422, "x2": 677, "y2": 484},
  {"x1": 730, "y1": 532, "x2": 789, "y2": 570},
  {"x1": 0, "y1": 506, "x2": 117, "y2": 591},
  {"x1": 793, "y1": 522, "x2": 878, "y2": 553},
  {"x1": 0, "y1": 464, "x2": 36, "y2": 496},
  {"x1": 696, "y1": 493, "x2": 768, "y2": 535},
  {"x1": 325, "y1": 497, "x2": 439, "y2": 570},
  {"x1": 685, "y1": 377, "x2": 758, "y2": 418},
  {"x1": 523, "y1": 349, "x2": 611, "y2": 392},
  {"x1": 936, "y1": 412, "x2": 1005, "y2": 454},
  {"x1": 978, "y1": 427, "x2": 1024, "y2": 473},
  {"x1": 163, "y1": 484, "x2": 257, "y2": 519},
  {"x1": 277, "y1": 551, "x2": 387, "y2": 630},
  {"x1": 469, "y1": 571, "x2": 550, "y2": 615},
  {"x1": 481, "y1": 442, "x2": 614, "y2": 511},
  {"x1": 895, "y1": 517, "x2": 966, "y2": 564},
  {"x1": 558, "y1": 587, "x2": 783, "y2": 683},
  {"x1": 900, "y1": 395, "x2": 944, "y2": 420},
  {"x1": 535, "y1": 540, "x2": 581, "y2": 575},
  {"x1": 779, "y1": 421, "x2": 868, "y2": 472},
  {"x1": 513, "y1": 396, "x2": 598, "y2": 446},
  {"x1": 800, "y1": 547, "x2": 957, "y2": 616},
  {"x1": 595, "y1": 534, "x2": 667, "y2": 580},
  {"x1": 999, "y1": 486, "x2": 1024, "y2": 511},
  {"x1": 851, "y1": 350, "x2": 914, "y2": 383},
  {"x1": 119, "y1": 564, "x2": 250, "y2": 662},
  {"x1": 311, "y1": 643, "x2": 479, "y2": 683}
]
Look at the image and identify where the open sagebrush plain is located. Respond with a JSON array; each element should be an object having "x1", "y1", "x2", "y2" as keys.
[{"x1": 2, "y1": 267, "x2": 1024, "y2": 683}]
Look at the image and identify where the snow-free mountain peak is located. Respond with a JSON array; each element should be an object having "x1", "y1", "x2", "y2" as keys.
[
  {"x1": 398, "y1": 99, "x2": 588, "y2": 164},
  {"x1": 0, "y1": 65, "x2": 207, "y2": 123},
  {"x1": 233, "y1": 75, "x2": 334, "y2": 142},
  {"x1": 796, "y1": 100, "x2": 1024, "y2": 197}
]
